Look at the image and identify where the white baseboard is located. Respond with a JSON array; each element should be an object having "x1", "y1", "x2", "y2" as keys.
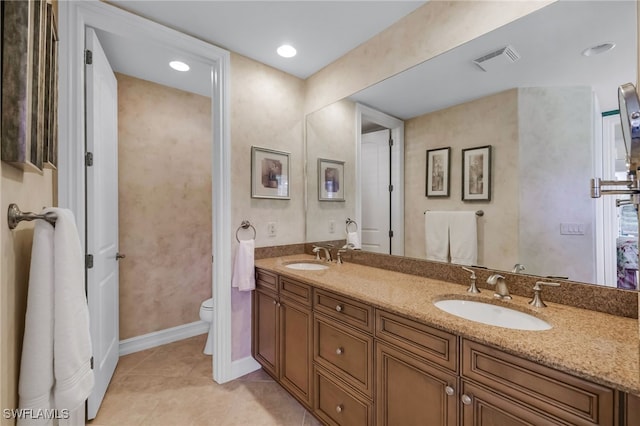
[
  {"x1": 230, "y1": 356, "x2": 261, "y2": 379},
  {"x1": 119, "y1": 321, "x2": 210, "y2": 356}
]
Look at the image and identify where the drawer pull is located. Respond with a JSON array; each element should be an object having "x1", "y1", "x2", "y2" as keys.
[
  {"x1": 335, "y1": 304, "x2": 343, "y2": 312},
  {"x1": 445, "y1": 386, "x2": 455, "y2": 396},
  {"x1": 335, "y1": 347, "x2": 344, "y2": 355},
  {"x1": 335, "y1": 404, "x2": 343, "y2": 413},
  {"x1": 461, "y1": 394, "x2": 472, "y2": 405}
]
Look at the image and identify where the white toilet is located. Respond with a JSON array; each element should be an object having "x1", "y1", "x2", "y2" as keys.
[{"x1": 199, "y1": 298, "x2": 214, "y2": 355}]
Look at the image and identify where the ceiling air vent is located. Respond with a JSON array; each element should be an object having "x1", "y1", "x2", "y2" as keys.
[{"x1": 473, "y1": 45, "x2": 520, "y2": 72}]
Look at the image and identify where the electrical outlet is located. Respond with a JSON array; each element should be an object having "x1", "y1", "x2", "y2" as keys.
[
  {"x1": 329, "y1": 220, "x2": 335, "y2": 234},
  {"x1": 267, "y1": 222, "x2": 277, "y2": 237}
]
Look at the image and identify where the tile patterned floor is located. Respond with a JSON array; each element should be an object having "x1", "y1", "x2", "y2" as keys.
[{"x1": 88, "y1": 335, "x2": 322, "y2": 426}]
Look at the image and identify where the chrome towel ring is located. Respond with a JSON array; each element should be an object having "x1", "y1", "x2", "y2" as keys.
[
  {"x1": 236, "y1": 220, "x2": 256, "y2": 242},
  {"x1": 345, "y1": 218, "x2": 358, "y2": 233}
]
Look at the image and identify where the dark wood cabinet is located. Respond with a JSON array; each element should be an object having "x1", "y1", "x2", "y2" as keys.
[
  {"x1": 252, "y1": 270, "x2": 312, "y2": 407},
  {"x1": 253, "y1": 269, "x2": 621, "y2": 426},
  {"x1": 376, "y1": 342, "x2": 457, "y2": 426}
]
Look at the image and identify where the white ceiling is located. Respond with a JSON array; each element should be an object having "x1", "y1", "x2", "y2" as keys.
[
  {"x1": 96, "y1": 1, "x2": 637, "y2": 117},
  {"x1": 106, "y1": 0, "x2": 426, "y2": 79},
  {"x1": 352, "y1": 0, "x2": 638, "y2": 118}
]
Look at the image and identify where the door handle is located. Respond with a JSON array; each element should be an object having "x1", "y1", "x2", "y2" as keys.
[{"x1": 115, "y1": 252, "x2": 126, "y2": 260}]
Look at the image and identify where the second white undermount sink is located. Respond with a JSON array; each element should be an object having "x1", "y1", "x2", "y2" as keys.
[
  {"x1": 284, "y1": 262, "x2": 329, "y2": 271},
  {"x1": 433, "y1": 299, "x2": 551, "y2": 331}
]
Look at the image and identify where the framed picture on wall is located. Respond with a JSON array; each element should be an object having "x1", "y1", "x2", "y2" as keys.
[
  {"x1": 426, "y1": 147, "x2": 450, "y2": 197},
  {"x1": 462, "y1": 145, "x2": 491, "y2": 201},
  {"x1": 318, "y1": 158, "x2": 345, "y2": 201},
  {"x1": 251, "y1": 146, "x2": 290, "y2": 199}
]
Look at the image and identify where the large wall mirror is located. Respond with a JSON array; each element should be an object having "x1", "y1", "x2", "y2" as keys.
[{"x1": 305, "y1": 1, "x2": 638, "y2": 289}]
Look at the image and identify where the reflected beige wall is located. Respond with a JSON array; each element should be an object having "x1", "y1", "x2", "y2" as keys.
[
  {"x1": 405, "y1": 89, "x2": 519, "y2": 268},
  {"x1": 306, "y1": 100, "x2": 356, "y2": 242},
  {"x1": 305, "y1": 0, "x2": 554, "y2": 114},
  {"x1": 230, "y1": 53, "x2": 305, "y2": 360},
  {"x1": 117, "y1": 74, "x2": 212, "y2": 340}
]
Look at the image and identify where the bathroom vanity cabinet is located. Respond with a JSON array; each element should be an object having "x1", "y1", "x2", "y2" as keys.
[
  {"x1": 252, "y1": 268, "x2": 624, "y2": 426},
  {"x1": 252, "y1": 270, "x2": 313, "y2": 407}
]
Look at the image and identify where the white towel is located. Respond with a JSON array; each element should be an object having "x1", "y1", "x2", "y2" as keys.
[
  {"x1": 232, "y1": 239, "x2": 255, "y2": 291},
  {"x1": 18, "y1": 220, "x2": 55, "y2": 426},
  {"x1": 346, "y1": 231, "x2": 361, "y2": 250},
  {"x1": 425, "y1": 211, "x2": 449, "y2": 262},
  {"x1": 449, "y1": 211, "x2": 478, "y2": 266},
  {"x1": 51, "y1": 209, "x2": 94, "y2": 411},
  {"x1": 18, "y1": 208, "x2": 94, "y2": 425}
]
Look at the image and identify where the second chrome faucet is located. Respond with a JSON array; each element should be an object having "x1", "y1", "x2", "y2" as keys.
[{"x1": 487, "y1": 274, "x2": 511, "y2": 300}]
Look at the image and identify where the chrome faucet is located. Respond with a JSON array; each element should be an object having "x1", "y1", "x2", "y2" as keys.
[
  {"x1": 528, "y1": 281, "x2": 560, "y2": 308},
  {"x1": 336, "y1": 243, "x2": 355, "y2": 264},
  {"x1": 312, "y1": 245, "x2": 332, "y2": 262},
  {"x1": 486, "y1": 274, "x2": 511, "y2": 300},
  {"x1": 461, "y1": 267, "x2": 480, "y2": 294},
  {"x1": 512, "y1": 263, "x2": 526, "y2": 274}
]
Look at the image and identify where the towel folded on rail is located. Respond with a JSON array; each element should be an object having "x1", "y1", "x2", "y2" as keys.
[
  {"x1": 19, "y1": 208, "x2": 94, "y2": 425},
  {"x1": 424, "y1": 211, "x2": 449, "y2": 262},
  {"x1": 232, "y1": 239, "x2": 255, "y2": 291},
  {"x1": 449, "y1": 211, "x2": 478, "y2": 266}
]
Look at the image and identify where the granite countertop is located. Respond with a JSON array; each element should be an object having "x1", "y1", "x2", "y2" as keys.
[{"x1": 255, "y1": 254, "x2": 640, "y2": 394}]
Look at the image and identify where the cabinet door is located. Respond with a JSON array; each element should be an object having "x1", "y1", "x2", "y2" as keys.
[
  {"x1": 252, "y1": 288, "x2": 279, "y2": 378},
  {"x1": 461, "y1": 380, "x2": 562, "y2": 426},
  {"x1": 376, "y1": 342, "x2": 457, "y2": 426},
  {"x1": 280, "y1": 300, "x2": 312, "y2": 407}
]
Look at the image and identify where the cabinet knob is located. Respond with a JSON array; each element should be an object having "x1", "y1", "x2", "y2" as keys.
[
  {"x1": 445, "y1": 386, "x2": 455, "y2": 396},
  {"x1": 335, "y1": 404, "x2": 343, "y2": 413},
  {"x1": 461, "y1": 394, "x2": 472, "y2": 405},
  {"x1": 335, "y1": 347, "x2": 344, "y2": 355},
  {"x1": 335, "y1": 304, "x2": 343, "y2": 312},
  {"x1": 277, "y1": 302, "x2": 281, "y2": 307},
  {"x1": 272, "y1": 300, "x2": 276, "y2": 305}
]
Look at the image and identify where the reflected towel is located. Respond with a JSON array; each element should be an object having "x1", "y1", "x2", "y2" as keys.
[
  {"x1": 449, "y1": 211, "x2": 478, "y2": 266},
  {"x1": 425, "y1": 211, "x2": 449, "y2": 262},
  {"x1": 232, "y1": 239, "x2": 256, "y2": 291},
  {"x1": 346, "y1": 231, "x2": 361, "y2": 250}
]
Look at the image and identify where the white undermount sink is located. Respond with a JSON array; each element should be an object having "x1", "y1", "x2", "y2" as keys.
[
  {"x1": 284, "y1": 262, "x2": 329, "y2": 271},
  {"x1": 433, "y1": 299, "x2": 552, "y2": 331}
]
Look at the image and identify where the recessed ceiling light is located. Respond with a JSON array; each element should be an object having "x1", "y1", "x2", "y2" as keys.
[
  {"x1": 277, "y1": 44, "x2": 297, "y2": 58},
  {"x1": 169, "y1": 60, "x2": 190, "y2": 72},
  {"x1": 582, "y1": 42, "x2": 616, "y2": 57}
]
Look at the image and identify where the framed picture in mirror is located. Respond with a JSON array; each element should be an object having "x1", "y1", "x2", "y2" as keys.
[
  {"x1": 426, "y1": 147, "x2": 450, "y2": 197},
  {"x1": 318, "y1": 158, "x2": 345, "y2": 201},
  {"x1": 251, "y1": 146, "x2": 290, "y2": 199},
  {"x1": 462, "y1": 145, "x2": 491, "y2": 201}
]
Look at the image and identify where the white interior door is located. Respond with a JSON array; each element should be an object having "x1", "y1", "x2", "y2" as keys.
[
  {"x1": 85, "y1": 28, "x2": 119, "y2": 419},
  {"x1": 361, "y1": 130, "x2": 391, "y2": 253}
]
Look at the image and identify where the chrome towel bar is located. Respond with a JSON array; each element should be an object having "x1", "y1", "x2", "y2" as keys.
[
  {"x1": 424, "y1": 210, "x2": 484, "y2": 216},
  {"x1": 7, "y1": 203, "x2": 57, "y2": 229}
]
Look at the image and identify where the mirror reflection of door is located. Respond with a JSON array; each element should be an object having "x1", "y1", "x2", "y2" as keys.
[{"x1": 599, "y1": 113, "x2": 639, "y2": 290}]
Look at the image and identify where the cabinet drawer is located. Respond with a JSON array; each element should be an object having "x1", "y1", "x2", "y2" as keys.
[
  {"x1": 279, "y1": 276, "x2": 312, "y2": 306},
  {"x1": 462, "y1": 340, "x2": 614, "y2": 426},
  {"x1": 314, "y1": 314, "x2": 374, "y2": 397},
  {"x1": 314, "y1": 289, "x2": 373, "y2": 332},
  {"x1": 314, "y1": 366, "x2": 373, "y2": 426},
  {"x1": 256, "y1": 268, "x2": 277, "y2": 292},
  {"x1": 376, "y1": 310, "x2": 458, "y2": 373}
]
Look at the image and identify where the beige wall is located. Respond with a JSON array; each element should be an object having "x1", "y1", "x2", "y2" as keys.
[
  {"x1": 230, "y1": 53, "x2": 305, "y2": 360},
  {"x1": 1, "y1": 167, "x2": 55, "y2": 424},
  {"x1": 117, "y1": 74, "x2": 212, "y2": 340},
  {"x1": 305, "y1": 99, "x2": 356, "y2": 242},
  {"x1": 304, "y1": 0, "x2": 553, "y2": 114},
  {"x1": 404, "y1": 89, "x2": 519, "y2": 268}
]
